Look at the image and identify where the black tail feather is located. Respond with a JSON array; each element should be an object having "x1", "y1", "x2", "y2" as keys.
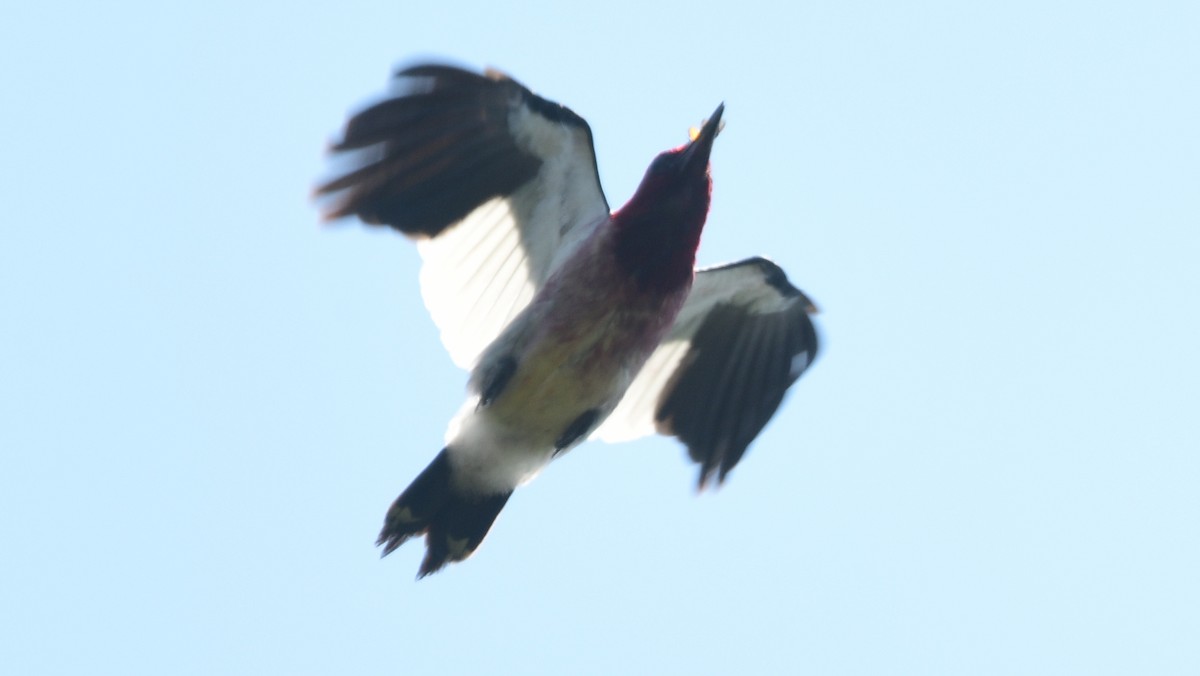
[
  {"x1": 417, "y1": 491, "x2": 511, "y2": 578},
  {"x1": 376, "y1": 450, "x2": 454, "y2": 556},
  {"x1": 377, "y1": 449, "x2": 512, "y2": 578}
]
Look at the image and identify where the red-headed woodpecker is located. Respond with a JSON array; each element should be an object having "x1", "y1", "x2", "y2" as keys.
[{"x1": 316, "y1": 64, "x2": 820, "y2": 577}]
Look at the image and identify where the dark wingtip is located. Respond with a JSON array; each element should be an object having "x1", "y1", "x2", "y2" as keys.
[{"x1": 313, "y1": 65, "x2": 548, "y2": 237}]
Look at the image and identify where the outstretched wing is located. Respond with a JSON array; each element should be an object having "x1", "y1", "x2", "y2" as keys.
[
  {"x1": 593, "y1": 257, "x2": 820, "y2": 488},
  {"x1": 316, "y1": 64, "x2": 610, "y2": 369}
]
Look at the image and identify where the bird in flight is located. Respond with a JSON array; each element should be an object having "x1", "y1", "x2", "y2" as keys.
[{"x1": 316, "y1": 63, "x2": 820, "y2": 577}]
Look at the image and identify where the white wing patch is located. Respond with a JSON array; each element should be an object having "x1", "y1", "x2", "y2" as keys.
[
  {"x1": 594, "y1": 338, "x2": 692, "y2": 443},
  {"x1": 414, "y1": 160, "x2": 607, "y2": 370},
  {"x1": 507, "y1": 109, "x2": 610, "y2": 278},
  {"x1": 417, "y1": 196, "x2": 539, "y2": 369}
]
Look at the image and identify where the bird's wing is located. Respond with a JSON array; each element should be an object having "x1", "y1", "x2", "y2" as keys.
[
  {"x1": 315, "y1": 64, "x2": 610, "y2": 369},
  {"x1": 592, "y1": 257, "x2": 820, "y2": 487}
]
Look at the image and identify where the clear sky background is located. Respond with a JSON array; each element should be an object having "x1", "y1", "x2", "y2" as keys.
[{"x1": 3, "y1": 1, "x2": 1198, "y2": 674}]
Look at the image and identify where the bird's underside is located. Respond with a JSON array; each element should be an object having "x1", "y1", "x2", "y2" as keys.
[{"x1": 316, "y1": 62, "x2": 820, "y2": 577}]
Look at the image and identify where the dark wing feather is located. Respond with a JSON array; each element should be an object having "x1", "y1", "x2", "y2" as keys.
[
  {"x1": 594, "y1": 257, "x2": 819, "y2": 487},
  {"x1": 316, "y1": 64, "x2": 610, "y2": 368}
]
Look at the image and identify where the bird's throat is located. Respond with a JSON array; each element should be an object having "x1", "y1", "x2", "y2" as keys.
[{"x1": 612, "y1": 212, "x2": 703, "y2": 295}]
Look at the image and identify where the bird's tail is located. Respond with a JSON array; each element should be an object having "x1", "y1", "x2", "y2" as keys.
[{"x1": 377, "y1": 449, "x2": 512, "y2": 578}]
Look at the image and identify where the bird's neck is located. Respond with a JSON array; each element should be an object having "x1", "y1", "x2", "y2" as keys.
[{"x1": 610, "y1": 199, "x2": 707, "y2": 295}]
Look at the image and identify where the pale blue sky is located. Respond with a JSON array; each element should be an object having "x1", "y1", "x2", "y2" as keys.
[{"x1": 3, "y1": 1, "x2": 1198, "y2": 674}]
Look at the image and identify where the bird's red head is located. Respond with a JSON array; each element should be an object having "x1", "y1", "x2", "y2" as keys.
[{"x1": 613, "y1": 104, "x2": 724, "y2": 293}]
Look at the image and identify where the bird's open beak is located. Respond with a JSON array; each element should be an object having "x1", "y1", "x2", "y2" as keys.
[{"x1": 681, "y1": 103, "x2": 724, "y2": 172}]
